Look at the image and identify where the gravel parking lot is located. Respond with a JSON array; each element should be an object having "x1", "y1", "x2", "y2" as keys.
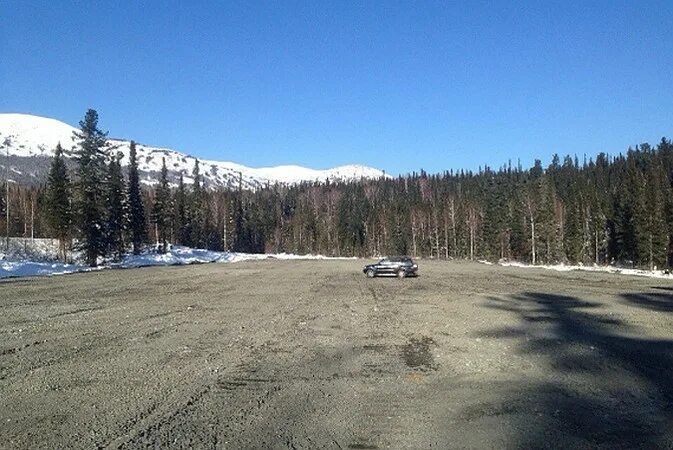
[{"x1": 1, "y1": 260, "x2": 673, "y2": 449}]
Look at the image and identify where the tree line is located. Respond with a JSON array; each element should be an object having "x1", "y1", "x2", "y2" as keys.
[
  {"x1": 2, "y1": 109, "x2": 672, "y2": 269},
  {"x1": 225, "y1": 143, "x2": 673, "y2": 270}
]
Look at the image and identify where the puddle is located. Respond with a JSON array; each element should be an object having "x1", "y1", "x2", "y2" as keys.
[{"x1": 400, "y1": 336, "x2": 437, "y2": 371}]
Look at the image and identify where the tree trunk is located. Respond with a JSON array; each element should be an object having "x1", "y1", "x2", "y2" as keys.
[
  {"x1": 30, "y1": 197, "x2": 34, "y2": 242},
  {"x1": 443, "y1": 210, "x2": 449, "y2": 259},
  {"x1": 530, "y1": 217, "x2": 536, "y2": 265},
  {"x1": 433, "y1": 208, "x2": 440, "y2": 259},
  {"x1": 449, "y1": 198, "x2": 457, "y2": 258},
  {"x1": 411, "y1": 211, "x2": 418, "y2": 258},
  {"x1": 595, "y1": 229, "x2": 599, "y2": 265}
]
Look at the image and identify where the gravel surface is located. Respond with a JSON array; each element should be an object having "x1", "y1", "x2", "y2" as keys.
[{"x1": 1, "y1": 260, "x2": 673, "y2": 449}]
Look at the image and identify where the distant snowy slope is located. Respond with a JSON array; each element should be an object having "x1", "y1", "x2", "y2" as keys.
[
  {"x1": 249, "y1": 164, "x2": 386, "y2": 185},
  {"x1": 0, "y1": 113, "x2": 388, "y2": 189},
  {"x1": 0, "y1": 113, "x2": 76, "y2": 157}
]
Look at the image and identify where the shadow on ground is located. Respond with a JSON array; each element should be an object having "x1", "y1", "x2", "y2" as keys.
[
  {"x1": 478, "y1": 291, "x2": 673, "y2": 449},
  {"x1": 622, "y1": 289, "x2": 673, "y2": 312}
]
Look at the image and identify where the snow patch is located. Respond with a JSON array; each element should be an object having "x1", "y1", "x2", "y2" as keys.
[
  {"x1": 0, "y1": 259, "x2": 98, "y2": 278},
  {"x1": 0, "y1": 246, "x2": 355, "y2": 279},
  {"x1": 496, "y1": 260, "x2": 673, "y2": 280}
]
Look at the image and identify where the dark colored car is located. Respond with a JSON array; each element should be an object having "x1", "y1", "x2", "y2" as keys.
[{"x1": 363, "y1": 256, "x2": 418, "y2": 278}]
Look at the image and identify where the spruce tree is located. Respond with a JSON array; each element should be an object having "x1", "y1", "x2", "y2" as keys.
[
  {"x1": 173, "y1": 172, "x2": 189, "y2": 246},
  {"x1": 106, "y1": 151, "x2": 127, "y2": 261},
  {"x1": 658, "y1": 138, "x2": 673, "y2": 267},
  {"x1": 45, "y1": 143, "x2": 72, "y2": 262},
  {"x1": 152, "y1": 157, "x2": 171, "y2": 253},
  {"x1": 643, "y1": 162, "x2": 668, "y2": 269},
  {"x1": 127, "y1": 141, "x2": 147, "y2": 254},
  {"x1": 190, "y1": 159, "x2": 205, "y2": 247},
  {"x1": 508, "y1": 190, "x2": 526, "y2": 260},
  {"x1": 522, "y1": 166, "x2": 542, "y2": 264},
  {"x1": 631, "y1": 159, "x2": 650, "y2": 267},
  {"x1": 536, "y1": 177, "x2": 556, "y2": 264},
  {"x1": 562, "y1": 164, "x2": 585, "y2": 264},
  {"x1": 588, "y1": 154, "x2": 610, "y2": 264},
  {"x1": 73, "y1": 109, "x2": 109, "y2": 266},
  {"x1": 337, "y1": 184, "x2": 368, "y2": 256},
  {"x1": 565, "y1": 196, "x2": 585, "y2": 263},
  {"x1": 481, "y1": 176, "x2": 505, "y2": 260}
]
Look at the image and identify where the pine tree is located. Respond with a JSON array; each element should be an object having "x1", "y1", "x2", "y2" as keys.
[
  {"x1": 522, "y1": 163, "x2": 543, "y2": 264},
  {"x1": 643, "y1": 161, "x2": 668, "y2": 269},
  {"x1": 562, "y1": 159, "x2": 584, "y2": 264},
  {"x1": 127, "y1": 141, "x2": 147, "y2": 254},
  {"x1": 106, "y1": 151, "x2": 127, "y2": 261},
  {"x1": 658, "y1": 138, "x2": 673, "y2": 267},
  {"x1": 190, "y1": 159, "x2": 206, "y2": 247},
  {"x1": 564, "y1": 193, "x2": 584, "y2": 263},
  {"x1": 481, "y1": 175, "x2": 505, "y2": 260},
  {"x1": 588, "y1": 154, "x2": 610, "y2": 264},
  {"x1": 609, "y1": 157, "x2": 631, "y2": 263},
  {"x1": 44, "y1": 143, "x2": 72, "y2": 262},
  {"x1": 173, "y1": 172, "x2": 189, "y2": 245},
  {"x1": 631, "y1": 156, "x2": 650, "y2": 267},
  {"x1": 73, "y1": 109, "x2": 109, "y2": 266},
  {"x1": 508, "y1": 189, "x2": 526, "y2": 260},
  {"x1": 337, "y1": 184, "x2": 369, "y2": 256},
  {"x1": 152, "y1": 157, "x2": 171, "y2": 253},
  {"x1": 537, "y1": 177, "x2": 558, "y2": 263}
]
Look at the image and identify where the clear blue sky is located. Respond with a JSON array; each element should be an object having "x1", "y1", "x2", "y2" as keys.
[{"x1": 2, "y1": 1, "x2": 672, "y2": 175}]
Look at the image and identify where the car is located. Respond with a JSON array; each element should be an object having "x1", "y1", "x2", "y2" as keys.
[{"x1": 363, "y1": 256, "x2": 418, "y2": 278}]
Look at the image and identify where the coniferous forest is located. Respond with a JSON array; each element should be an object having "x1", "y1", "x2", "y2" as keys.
[{"x1": 3, "y1": 109, "x2": 673, "y2": 269}]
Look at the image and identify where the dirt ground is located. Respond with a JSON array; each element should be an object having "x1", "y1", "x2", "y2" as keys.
[{"x1": 1, "y1": 260, "x2": 673, "y2": 449}]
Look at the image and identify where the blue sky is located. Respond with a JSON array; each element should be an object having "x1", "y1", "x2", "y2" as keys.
[{"x1": 2, "y1": 1, "x2": 672, "y2": 175}]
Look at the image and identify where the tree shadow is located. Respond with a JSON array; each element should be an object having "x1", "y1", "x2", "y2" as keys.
[
  {"x1": 110, "y1": 290, "x2": 673, "y2": 449},
  {"x1": 622, "y1": 290, "x2": 673, "y2": 313},
  {"x1": 477, "y1": 292, "x2": 673, "y2": 448},
  {"x1": 651, "y1": 286, "x2": 673, "y2": 292}
]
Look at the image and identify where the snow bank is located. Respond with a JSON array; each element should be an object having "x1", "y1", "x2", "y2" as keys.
[
  {"x1": 0, "y1": 246, "x2": 355, "y2": 279},
  {"x1": 119, "y1": 247, "x2": 354, "y2": 268},
  {"x1": 496, "y1": 260, "x2": 673, "y2": 280},
  {"x1": 0, "y1": 260, "x2": 96, "y2": 278}
]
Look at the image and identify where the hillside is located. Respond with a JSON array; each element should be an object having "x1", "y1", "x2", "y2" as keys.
[{"x1": 0, "y1": 113, "x2": 387, "y2": 189}]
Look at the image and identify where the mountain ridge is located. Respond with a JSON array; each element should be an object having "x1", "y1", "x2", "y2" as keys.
[{"x1": 0, "y1": 113, "x2": 388, "y2": 189}]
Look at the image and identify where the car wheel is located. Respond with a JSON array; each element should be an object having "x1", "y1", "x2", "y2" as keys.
[
  {"x1": 397, "y1": 269, "x2": 406, "y2": 279},
  {"x1": 367, "y1": 269, "x2": 376, "y2": 278}
]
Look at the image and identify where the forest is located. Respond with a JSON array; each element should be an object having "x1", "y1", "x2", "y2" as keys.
[{"x1": 2, "y1": 109, "x2": 672, "y2": 269}]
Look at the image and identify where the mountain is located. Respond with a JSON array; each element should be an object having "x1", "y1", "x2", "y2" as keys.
[{"x1": 0, "y1": 113, "x2": 388, "y2": 189}]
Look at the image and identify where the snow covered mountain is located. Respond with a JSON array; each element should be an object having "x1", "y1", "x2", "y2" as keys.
[{"x1": 0, "y1": 113, "x2": 388, "y2": 189}]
